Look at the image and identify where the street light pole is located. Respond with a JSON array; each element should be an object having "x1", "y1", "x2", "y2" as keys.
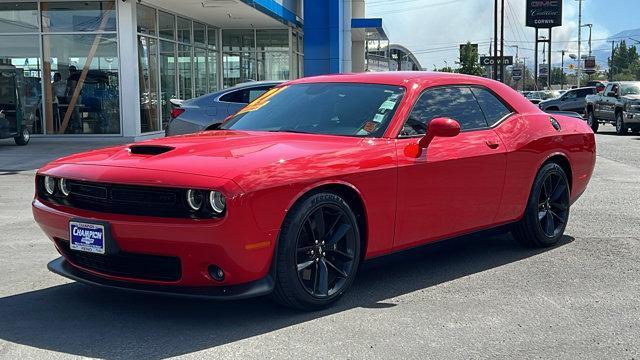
[{"x1": 576, "y1": 0, "x2": 583, "y2": 87}]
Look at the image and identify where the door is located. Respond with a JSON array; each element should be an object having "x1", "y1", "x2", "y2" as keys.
[
  {"x1": 559, "y1": 90, "x2": 579, "y2": 112},
  {"x1": 394, "y1": 86, "x2": 507, "y2": 249},
  {"x1": 599, "y1": 84, "x2": 618, "y2": 120}
]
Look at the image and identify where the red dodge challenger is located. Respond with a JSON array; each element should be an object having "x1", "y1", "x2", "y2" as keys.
[{"x1": 33, "y1": 72, "x2": 596, "y2": 310}]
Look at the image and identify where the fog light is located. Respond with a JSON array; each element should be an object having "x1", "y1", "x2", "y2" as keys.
[
  {"x1": 208, "y1": 265, "x2": 224, "y2": 281},
  {"x1": 186, "y1": 189, "x2": 203, "y2": 211},
  {"x1": 59, "y1": 178, "x2": 70, "y2": 197},
  {"x1": 44, "y1": 176, "x2": 56, "y2": 195}
]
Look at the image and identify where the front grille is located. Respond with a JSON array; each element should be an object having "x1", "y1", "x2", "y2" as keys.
[
  {"x1": 36, "y1": 176, "x2": 206, "y2": 218},
  {"x1": 56, "y1": 239, "x2": 181, "y2": 282}
]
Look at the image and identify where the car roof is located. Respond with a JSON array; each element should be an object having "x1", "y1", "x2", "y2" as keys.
[{"x1": 286, "y1": 71, "x2": 497, "y2": 87}]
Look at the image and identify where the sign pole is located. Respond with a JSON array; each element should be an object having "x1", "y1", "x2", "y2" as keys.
[
  {"x1": 548, "y1": 28, "x2": 552, "y2": 89},
  {"x1": 534, "y1": 28, "x2": 539, "y2": 90},
  {"x1": 493, "y1": 0, "x2": 498, "y2": 80}
]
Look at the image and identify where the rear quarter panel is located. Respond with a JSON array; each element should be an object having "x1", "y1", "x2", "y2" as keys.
[{"x1": 493, "y1": 112, "x2": 596, "y2": 223}]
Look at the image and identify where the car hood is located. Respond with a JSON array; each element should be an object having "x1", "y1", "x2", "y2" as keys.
[
  {"x1": 623, "y1": 94, "x2": 640, "y2": 101},
  {"x1": 45, "y1": 130, "x2": 377, "y2": 189}
]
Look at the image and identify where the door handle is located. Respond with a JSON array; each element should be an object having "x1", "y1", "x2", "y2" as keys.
[{"x1": 485, "y1": 140, "x2": 500, "y2": 149}]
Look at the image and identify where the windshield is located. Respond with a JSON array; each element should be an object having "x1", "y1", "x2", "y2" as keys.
[
  {"x1": 621, "y1": 82, "x2": 640, "y2": 96},
  {"x1": 220, "y1": 83, "x2": 405, "y2": 137}
]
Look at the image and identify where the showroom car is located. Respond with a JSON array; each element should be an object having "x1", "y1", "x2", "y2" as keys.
[
  {"x1": 165, "y1": 80, "x2": 282, "y2": 136},
  {"x1": 33, "y1": 72, "x2": 596, "y2": 310}
]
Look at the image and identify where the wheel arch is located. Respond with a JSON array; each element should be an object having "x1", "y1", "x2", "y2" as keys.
[
  {"x1": 542, "y1": 153, "x2": 573, "y2": 191},
  {"x1": 285, "y1": 181, "x2": 369, "y2": 262}
]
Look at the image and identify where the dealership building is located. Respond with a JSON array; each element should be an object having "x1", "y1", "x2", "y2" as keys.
[{"x1": 0, "y1": 0, "x2": 394, "y2": 139}]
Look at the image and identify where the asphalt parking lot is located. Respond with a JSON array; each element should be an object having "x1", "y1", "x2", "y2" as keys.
[{"x1": 0, "y1": 124, "x2": 638, "y2": 360}]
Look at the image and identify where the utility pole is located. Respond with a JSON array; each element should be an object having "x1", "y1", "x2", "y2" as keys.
[
  {"x1": 493, "y1": 0, "x2": 498, "y2": 80},
  {"x1": 610, "y1": 40, "x2": 616, "y2": 81},
  {"x1": 576, "y1": 0, "x2": 583, "y2": 87},
  {"x1": 561, "y1": 50, "x2": 566, "y2": 90},
  {"x1": 522, "y1": 57, "x2": 527, "y2": 92},
  {"x1": 499, "y1": 0, "x2": 505, "y2": 82}
]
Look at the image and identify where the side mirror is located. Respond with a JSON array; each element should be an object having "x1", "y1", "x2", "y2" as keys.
[
  {"x1": 607, "y1": 91, "x2": 617, "y2": 97},
  {"x1": 405, "y1": 117, "x2": 461, "y2": 158},
  {"x1": 418, "y1": 117, "x2": 461, "y2": 148}
]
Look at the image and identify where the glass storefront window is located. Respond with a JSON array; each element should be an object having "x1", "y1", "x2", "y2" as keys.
[
  {"x1": 42, "y1": 34, "x2": 120, "y2": 134},
  {"x1": 136, "y1": 4, "x2": 156, "y2": 36},
  {"x1": 0, "y1": 35, "x2": 42, "y2": 135},
  {"x1": 223, "y1": 52, "x2": 256, "y2": 88},
  {"x1": 160, "y1": 41, "x2": 176, "y2": 129},
  {"x1": 177, "y1": 17, "x2": 191, "y2": 44},
  {"x1": 178, "y1": 44, "x2": 192, "y2": 99},
  {"x1": 256, "y1": 29, "x2": 289, "y2": 51},
  {"x1": 193, "y1": 48, "x2": 207, "y2": 97},
  {"x1": 0, "y1": 2, "x2": 39, "y2": 33},
  {"x1": 222, "y1": 30, "x2": 254, "y2": 51},
  {"x1": 208, "y1": 28, "x2": 217, "y2": 50},
  {"x1": 257, "y1": 52, "x2": 289, "y2": 81},
  {"x1": 193, "y1": 22, "x2": 206, "y2": 47},
  {"x1": 207, "y1": 50, "x2": 217, "y2": 92},
  {"x1": 158, "y1": 10, "x2": 175, "y2": 40},
  {"x1": 138, "y1": 36, "x2": 159, "y2": 133},
  {"x1": 41, "y1": 1, "x2": 116, "y2": 33}
]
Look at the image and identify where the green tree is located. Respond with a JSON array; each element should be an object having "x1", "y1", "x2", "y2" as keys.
[
  {"x1": 457, "y1": 42, "x2": 484, "y2": 76},
  {"x1": 609, "y1": 40, "x2": 640, "y2": 80}
]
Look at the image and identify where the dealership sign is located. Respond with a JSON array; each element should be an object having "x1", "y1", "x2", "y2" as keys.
[
  {"x1": 511, "y1": 68, "x2": 523, "y2": 81},
  {"x1": 584, "y1": 56, "x2": 596, "y2": 74},
  {"x1": 480, "y1": 56, "x2": 514, "y2": 66},
  {"x1": 526, "y1": 0, "x2": 562, "y2": 28}
]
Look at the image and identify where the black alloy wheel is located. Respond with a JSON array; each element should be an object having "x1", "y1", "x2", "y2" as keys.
[
  {"x1": 536, "y1": 172, "x2": 569, "y2": 238},
  {"x1": 295, "y1": 204, "x2": 357, "y2": 298},
  {"x1": 273, "y1": 192, "x2": 361, "y2": 310},
  {"x1": 514, "y1": 162, "x2": 570, "y2": 247}
]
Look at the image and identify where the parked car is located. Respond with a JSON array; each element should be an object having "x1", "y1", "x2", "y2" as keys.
[
  {"x1": 585, "y1": 80, "x2": 607, "y2": 93},
  {"x1": 585, "y1": 81, "x2": 640, "y2": 134},
  {"x1": 525, "y1": 90, "x2": 557, "y2": 104},
  {"x1": 0, "y1": 64, "x2": 31, "y2": 145},
  {"x1": 539, "y1": 87, "x2": 597, "y2": 115},
  {"x1": 34, "y1": 72, "x2": 595, "y2": 310},
  {"x1": 165, "y1": 80, "x2": 282, "y2": 136}
]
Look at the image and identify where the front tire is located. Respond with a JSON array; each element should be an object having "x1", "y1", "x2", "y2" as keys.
[
  {"x1": 14, "y1": 127, "x2": 30, "y2": 146},
  {"x1": 272, "y1": 192, "x2": 361, "y2": 310},
  {"x1": 586, "y1": 111, "x2": 599, "y2": 133},
  {"x1": 514, "y1": 162, "x2": 570, "y2": 247},
  {"x1": 615, "y1": 112, "x2": 628, "y2": 135}
]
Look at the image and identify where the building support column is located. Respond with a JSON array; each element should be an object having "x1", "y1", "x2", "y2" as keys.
[{"x1": 116, "y1": 0, "x2": 141, "y2": 138}]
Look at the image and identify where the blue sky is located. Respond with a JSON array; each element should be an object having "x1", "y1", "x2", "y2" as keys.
[{"x1": 366, "y1": 0, "x2": 640, "y2": 70}]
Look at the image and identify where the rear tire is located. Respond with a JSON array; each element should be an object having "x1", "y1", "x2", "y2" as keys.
[
  {"x1": 272, "y1": 192, "x2": 361, "y2": 310},
  {"x1": 514, "y1": 162, "x2": 570, "y2": 248},
  {"x1": 14, "y1": 127, "x2": 30, "y2": 146},
  {"x1": 586, "y1": 111, "x2": 599, "y2": 133},
  {"x1": 615, "y1": 112, "x2": 628, "y2": 135}
]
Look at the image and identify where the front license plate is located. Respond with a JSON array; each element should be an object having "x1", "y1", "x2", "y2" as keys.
[{"x1": 69, "y1": 221, "x2": 106, "y2": 254}]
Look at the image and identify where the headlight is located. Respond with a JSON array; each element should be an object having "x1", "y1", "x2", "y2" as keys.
[
  {"x1": 44, "y1": 176, "x2": 56, "y2": 195},
  {"x1": 208, "y1": 191, "x2": 226, "y2": 214},
  {"x1": 186, "y1": 189, "x2": 203, "y2": 211},
  {"x1": 59, "y1": 178, "x2": 70, "y2": 196}
]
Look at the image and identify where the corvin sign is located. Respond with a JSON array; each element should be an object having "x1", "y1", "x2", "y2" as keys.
[
  {"x1": 480, "y1": 56, "x2": 514, "y2": 66},
  {"x1": 526, "y1": 0, "x2": 562, "y2": 28}
]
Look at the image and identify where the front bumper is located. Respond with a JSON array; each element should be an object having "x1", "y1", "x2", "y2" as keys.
[
  {"x1": 33, "y1": 197, "x2": 278, "y2": 289},
  {"x1": 625, "y1": 110, "x2": 640, "y2": 123},
  {"x1": 48, "y1": 257, "x2": 274, "y2": 300}
]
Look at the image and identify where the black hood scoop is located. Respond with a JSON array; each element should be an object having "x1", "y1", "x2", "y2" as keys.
[{"x1": 128, "y1": 145, "x2": 175, "y2": 156}]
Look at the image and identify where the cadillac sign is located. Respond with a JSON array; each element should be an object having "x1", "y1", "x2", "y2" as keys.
[{"x1": 526, "y1": 0, "x2": 562, "y2": 28}]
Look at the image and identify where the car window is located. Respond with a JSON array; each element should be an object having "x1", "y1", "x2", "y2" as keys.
[
  {"x1": 563, "y1": 91, "x2": 577, "y2": 100},
  {"x1": 611, "y1": 84, "x2": 619, "y2": 95},
  {"x1": 219, "y1": 89, "x2": 245, "y2": 103},
  {"x1": 400, "y1": 86, "x2": 488, "y2": 137},
  {"x1": 470, "y1": 87, "x2": 512, "y2": 126},
  {"x1": 221, "y1": 83, "x2": 405, "y2": 137},
  {"x1": 576, "y1": 89, "x2": 593, "y2": 98},
  {"x1": 247, "y1": 86, "x2": 273, "y2": 102},
  {"x1": 621, "y1": 83, "x2": 640, "y2": 96}
]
